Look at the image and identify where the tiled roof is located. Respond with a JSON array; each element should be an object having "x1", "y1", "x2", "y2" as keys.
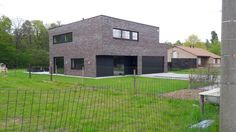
[{"x1": 176, "y1": 46, "x2": 221, "y2": 58}]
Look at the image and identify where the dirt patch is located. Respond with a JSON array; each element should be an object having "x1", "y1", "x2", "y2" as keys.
[{"x1": 163, "y1": 89, "x2": 205, "y2": 100}]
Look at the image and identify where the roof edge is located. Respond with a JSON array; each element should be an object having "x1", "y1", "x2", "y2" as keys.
[{"x1": 49, "y1": 15, "x2": 159, "y2": 31}]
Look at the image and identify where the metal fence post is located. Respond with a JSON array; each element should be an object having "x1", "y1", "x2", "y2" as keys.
[
  {"x1": 50, "y1": 66, "x2": 53, "y2": 81},
  {"x1": 29, "y1": 64, "x2": 31, "y2": 79},
  {"x1": 82, "y1": 67, "x2": 85, "y2": 86},
  {"x1": 133, "y1": 69, "x2": 137, "y2": 95}
]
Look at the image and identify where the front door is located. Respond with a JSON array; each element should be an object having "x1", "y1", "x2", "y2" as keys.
[{"x1": 54, "y1": 57, "x2": 64, "y2": 74}]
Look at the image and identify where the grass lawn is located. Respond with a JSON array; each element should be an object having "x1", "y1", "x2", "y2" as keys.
[
  {"x1": 0, "y1": 70, "x2": 219, "y2": 131},
  {"x1": 170, "y1": 68, "x2": 220, "y2": 75}
]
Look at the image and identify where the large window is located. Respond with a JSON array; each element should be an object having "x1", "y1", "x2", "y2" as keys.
[
  {"x1": 122, "y1": 30, "x2": 130, "y2": 39},
  {"x1": 71, "y1": 58, "x2": 84, "y2": 70},
  {"x1": 53, "y1": 32, "x2": 72, "y2": 44},
  {"x1": 113, "y1": 29, "x2": 122, "y2": 38},
  {"x1": 112, "y1": 28, "x2": 139, "y2": 41}
]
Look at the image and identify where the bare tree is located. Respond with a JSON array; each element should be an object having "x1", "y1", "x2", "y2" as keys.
[{"x1": 12, "y1": 18, "x2": 24, "y2": 49}]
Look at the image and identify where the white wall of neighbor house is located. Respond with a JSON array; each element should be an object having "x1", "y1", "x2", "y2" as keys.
[
  {"x1": 197, "y1": 57, "x2": 202, "y2": 65},
  {"x1": 167, "y1": 47, "x2": 197, "y2": 62},
  {"x1": 215, "y1": 58, "x2": 221, "y2": 64},
  {"x1": 209, "y1": 57, "x2": 221, "y2": 65}
]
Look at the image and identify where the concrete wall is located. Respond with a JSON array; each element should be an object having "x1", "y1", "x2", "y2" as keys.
[
  {"x1": 49, "y1": 15, "x2": 167, "y2": 77},
  {"x1": 221, "y1": 0, "x2": 236, "y2": 131}
]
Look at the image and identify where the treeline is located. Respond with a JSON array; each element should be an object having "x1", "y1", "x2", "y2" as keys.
[
  {"x1": 169, "y1": 31, "x2": 221, "y2": 55},
  {"x1": 0, "y1": 15, "x2": 59, "y2": 68}
]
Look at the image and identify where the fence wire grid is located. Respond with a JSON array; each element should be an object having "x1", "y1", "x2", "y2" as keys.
[{"x1": 0, "y1": 70, "x2": 219, "y2": 131}]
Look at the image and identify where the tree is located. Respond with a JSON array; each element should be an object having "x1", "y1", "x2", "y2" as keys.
[
  {"x1": 209, "y1": 31, "x2": 221, "y2": 55},
  {"x1": 184, "y1": 34, "x2": 206, "y2": 49},
  {"x1": 0, "y1": 15, "x2": 12, "y2": 43},
  {"x1": 0, "y1": 15, "x2": 15, "y2": 68},
  {"x1": 175, "y1": 40, "x2": 182, "y2": 45},
  {"x1": 48, "y1": 22, "x2": 61, "y2": 29},
  {"x1": 210, "y1": 42, "x2": 221, "y2": 55},
  {"x1": 0, "y1": 42, "x2": 16, "y2": 68},
  {"x1": 21, "y1": 20, "x2": 33, "y2": 47},
  {"x1": 32, "y1": 20, "x2": 48, "y2": 50},
  {"x1": 210, "y1": 31, "x2": 219, "y2": 44},
  {"x1": 184, "y1": 34, "x2": 200, "y2": 47},
  {"x1": 205, "y1": 39, "x2": 211, "y2": 49},
  {"x1": 12, "y1": 18, "x2": 24, "y2": 49},
  {"x1": 0, "y1": 15, "x2": 56, "y2": 68}
]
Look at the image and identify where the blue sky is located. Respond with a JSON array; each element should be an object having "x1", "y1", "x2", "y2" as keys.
[{"x1": 0, "y1": 0, "x2": 222, "y2": 43}]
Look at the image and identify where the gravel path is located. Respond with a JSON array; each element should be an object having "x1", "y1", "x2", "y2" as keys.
[{"x1": 163, "y1": 89, "x2": 205, "y2": 100}]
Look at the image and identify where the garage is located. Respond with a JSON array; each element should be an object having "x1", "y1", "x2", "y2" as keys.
[
  {"x1": 142, "y1": 56, "x2": 164, "y2": 74},
  {"x1": 96, "y1": 56, "x2": 114, "y2": 77},
  {"x1": 96, "y1": 55, "x2": 137, "y2": 77}
]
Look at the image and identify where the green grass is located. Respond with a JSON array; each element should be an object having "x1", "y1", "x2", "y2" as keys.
[
  {"x1": 170, "y1": 68, "x2": 220, "y2": 74},
  {"x1": 0, "y1": 70, "x2": 219, "y2": 131}
]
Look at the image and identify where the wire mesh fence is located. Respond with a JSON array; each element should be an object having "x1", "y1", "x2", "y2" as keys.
[{"x1": 0, "y1": 71, "x2": 219, "y2": 131}]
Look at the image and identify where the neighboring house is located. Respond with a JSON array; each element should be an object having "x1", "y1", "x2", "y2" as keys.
[
  {"x1": 49, "y1": 15, "x2": 167, "y2": 77},
  {"x1": 168, "y1": 46, "x2": 221, "y2": 68}
]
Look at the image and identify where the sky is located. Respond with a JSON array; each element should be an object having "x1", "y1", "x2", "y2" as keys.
[{"x1": 0, "y1": 0, "x2": 222, "y2": 43}]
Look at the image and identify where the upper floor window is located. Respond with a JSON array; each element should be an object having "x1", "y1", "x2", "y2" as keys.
[
  {"x1": 122, "y1": 30, "x2": 130, "y2": 39},
  {"x1": 53, "y1": 32, "x2": 72, "y2": 44},
  {"x1": 132, "y1": 32, "x2": 138, "y2": 40},
  {"x1": 112, "y1": 28, "x2": 139, "y2": 41},
  {"x1": 113, "y1": 29, "x2": 121, "y2": 38}
]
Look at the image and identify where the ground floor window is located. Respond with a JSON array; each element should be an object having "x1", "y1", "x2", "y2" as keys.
[
  {"x1": 197, "y1": 58, "x2": 202, "y2": 65},
  {"x1": 215, "y1": 58, "x2": 221, "y2": 64},
  {"x1": 71, "y1": 58, "x2": 84, "y2": 70}
]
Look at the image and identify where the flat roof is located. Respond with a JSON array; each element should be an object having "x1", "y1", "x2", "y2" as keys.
[{"x1": 49, "y1": 15, "x2": 159, "y2": 30}]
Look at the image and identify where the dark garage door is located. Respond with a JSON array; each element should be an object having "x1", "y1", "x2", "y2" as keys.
[
  {"x1": 142, "y1": 56, "x2": 164, "y2": 74},
  {"x1": 96, "y1": 56, "x2": 114, "y2": 77}
]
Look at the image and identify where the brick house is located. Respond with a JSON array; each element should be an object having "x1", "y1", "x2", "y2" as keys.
[
  {"x1": 168, "y1": 46, "x2": 221, "y2": 69},
  {"x1": 49, "y1": 15, "x2": 167, "y2": 77}
]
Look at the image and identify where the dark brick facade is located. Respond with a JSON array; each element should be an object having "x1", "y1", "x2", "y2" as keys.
[
  {"x1": 49, "y1": 15, "x2": 167, "y2": 77},
  {"x1": 171, "y1": 58, "x2": 197, "y2": 69}
]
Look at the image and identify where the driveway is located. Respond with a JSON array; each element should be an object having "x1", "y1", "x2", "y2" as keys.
[{"x1": 140, "y1": 72, "x2": 189, "y2": 80}]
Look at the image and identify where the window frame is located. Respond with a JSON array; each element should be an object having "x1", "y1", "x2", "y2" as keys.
[
  {"x1": 71, "y1": 58, "x2": 84, "y2": 70},
  {"x1": 53, "y1": 32, "x2": 73, "y2": 44},
  {"x1": 113, "y1": 29, "x2": 122, "y2": 38},
  {"x1": 131, "y1": 31, "x2": 139, "y2": 41},
  {"x1": 112, "y1": 28, "x2": 139, "y2": 41},
  {"x1": 122, "y1": 30, "x2": 131, "y2": 40}
]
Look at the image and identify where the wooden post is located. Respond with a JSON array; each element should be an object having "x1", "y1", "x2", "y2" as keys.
[
  {"x1": 200, "y1": 95, "x2": 204, "y2": 114},
  {"x1": 55, "y1": 65, "x2": 57, "y2": 74},
  {"x1": 29, "y1": 64, "x2": 32, "y2": 79},
  {"x1": 50, "y1": 66, "x2": 53, "y2": 81},
  {"x1": 133, "y1": 69, "x2": 136, "y2": 95},
  {"x1": 82, "y1": 67, "x2": 84, "y2": 86}
]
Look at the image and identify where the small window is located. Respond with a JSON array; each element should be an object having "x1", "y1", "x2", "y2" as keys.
[
  {"x1": 132, "y1": 32, "x2": 138, "y2": 40},
  {"x1": 122, "y1": 30, "x2": 130, "y2": 39},
  {"x1": 113, "y1": 29, "x2": 121, "y2": 38},
  {"x1": 71, "y1": 58, "x2": 84, "y2": 70},
  {"x1": 53, "y1": 32, "x2": 72, "y2": 44},
  {"x1": 197, "y1": 58, "x2": 201, "y2": 65}
]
